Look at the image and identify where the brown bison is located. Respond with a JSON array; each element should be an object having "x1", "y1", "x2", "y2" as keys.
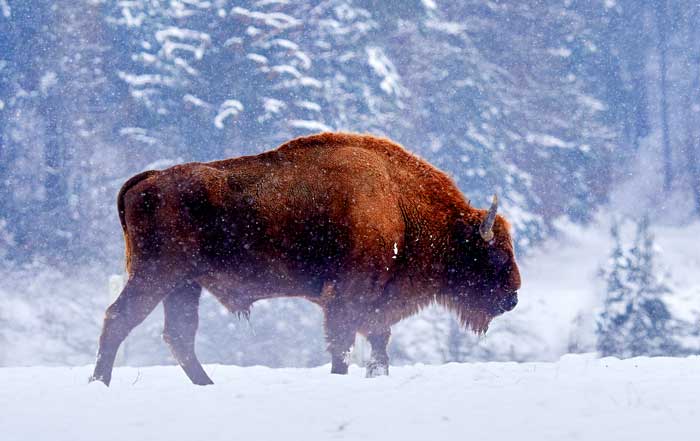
[{"x1": 90, "y1": 132, "x2": 520, "y2": 385}]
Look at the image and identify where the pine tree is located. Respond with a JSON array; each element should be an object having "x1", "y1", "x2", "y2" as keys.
[
  {"x1": 107, "y1": 0, "x2": 403, "y2": 161},
  {"x1": 596, "y1": 221, "x2": 633, "y2": 355},
  {"x1": 597, "y1": 218, "x2": 678, "y2": 357}
]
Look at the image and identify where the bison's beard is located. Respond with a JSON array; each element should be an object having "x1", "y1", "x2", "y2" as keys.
[{"x1": 437, "y1": 296, "x2": 494, "y2": 335}]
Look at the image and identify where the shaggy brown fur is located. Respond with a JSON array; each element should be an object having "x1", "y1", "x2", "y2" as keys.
[{"x1": 91, "y1": 132, "x2": 521, "y2": 385}]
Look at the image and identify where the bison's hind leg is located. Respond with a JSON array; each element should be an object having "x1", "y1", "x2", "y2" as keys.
[
  {"x1": 162, "y1": 281, "x2": 213, "y2": 385},
  {"x1": 90, "y1": 274, "x2": 171, "y2": 386}
]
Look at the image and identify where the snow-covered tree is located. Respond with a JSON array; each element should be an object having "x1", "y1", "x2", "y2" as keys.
[
  {"x1": 596, "y1": 218, "x2": 678, "y2": 357},
  {"x1": 596, "y1": 222, "x2": 632, "y2": 355},
  {"x1": 301, "y1": 0, "x2": 406, "y2": 135},
  {"x1": 108, "y1": 0, "x2": 404, "y2": 160},
  {"x1": 0, "y1": 0, "x2": 125, "y2": 263}
]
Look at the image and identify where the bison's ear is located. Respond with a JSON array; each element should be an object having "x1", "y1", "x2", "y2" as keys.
[{"x1": 454, "y1": 216, "x2": 468, "y2": 230}]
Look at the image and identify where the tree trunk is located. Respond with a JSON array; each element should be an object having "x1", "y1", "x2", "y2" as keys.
[
  {"x1": 687, "y1": 142, "x2": 700, "y2": 217},
  {"x1": 656, "y1": 0, "x2": 673, "y2": 191},
  {"x1": 686, "y1": 4, "x2": 700, "y2": 217}
]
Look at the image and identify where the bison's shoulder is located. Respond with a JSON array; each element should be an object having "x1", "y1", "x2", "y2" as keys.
[
  {"x1": 274, "y1": 132, "x2": 410, "y2": 159},
  {"x1": 275, "y1": 133, "x2": 448, "y2": 177}
]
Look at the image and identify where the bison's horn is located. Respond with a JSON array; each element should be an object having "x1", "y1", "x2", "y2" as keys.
[{"x1": 479, "y1": 194, "x2": 498, "y2": 241}]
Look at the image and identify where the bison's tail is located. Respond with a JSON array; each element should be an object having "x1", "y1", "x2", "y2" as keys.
[{"x1": 117, "y1": 170, "x2": 157, "y2": 274}]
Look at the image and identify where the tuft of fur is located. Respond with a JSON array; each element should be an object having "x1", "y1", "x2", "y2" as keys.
[{"x1": 437, "y1": 296, "x2": 492, "y2": 335}]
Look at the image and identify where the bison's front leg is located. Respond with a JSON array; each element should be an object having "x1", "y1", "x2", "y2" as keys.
[
  {"x1": 365, "y1": 329, "x2": 391, "y2": 378},
  {"x1": 324, "y1": 304, "x2": 358, "y2": 375}
]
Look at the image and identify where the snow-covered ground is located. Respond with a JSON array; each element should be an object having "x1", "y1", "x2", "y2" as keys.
[{"x1": 2, "y1": 356, "x2": 699, "y2": 441}]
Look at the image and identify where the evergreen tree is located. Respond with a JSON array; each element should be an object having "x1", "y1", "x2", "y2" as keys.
[
  {"x1": 597, "y1": 218, "x2": 678, "y2": 357},
  {"x1": 596, "y1": 221, "x2": 633, "y2": 355},
  {"x1": 108, "y1": 0, "x2": 403, "y2": 160}
]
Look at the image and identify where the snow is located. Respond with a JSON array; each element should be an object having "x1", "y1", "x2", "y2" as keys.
[
  {"x1": 230, "y1": 6, "x2": 300, "y2": 29},
  {"x1": 289, "y1": 119, "x2": 333, "y2": 132},
  {"x1": 270, "y1": 38, "x2": 299, "y2": 51},
  {"x1": 118, "y1": 72, "x2": 176, "y2": 88},
  {"x1": 246, "y1": 53, "x2": 268, "y2": 64},
  {"x1": 214, "y1": 99, "x2": 244, "y2": 129},
  {"x1": 155, "y1": 27, "x2": 211, "y2": 46},
  {"x1": 263, "y1": 97, "x2": 286, "y2": 114},
  {"x1": 578, "y1": 94, "x2": 606, "y2": 112},
  {"x1": 2, "y1": 356, "x2": 699, "y2": 441},
  {"x1": 421, "y1": 0, "x2": 437, "y2": 10},
  {"x1": 272, "y1": 64, "x2": 302, "y2": 78},
  {"x1": 183, "y1": 94, "x2": 210, "y2": 108},
  {"x1": 246, "y1": 25, "x2": 263, "y2": 37},
  {"x1": 293, "y1": 50, "x2": 312, "y2": 69},
  {"x1": 296, "y1": 76, "x2": 323, "y2": 88},
  {"x1": 1, "y1": 0, "x2": 10, "y2": 18},
  {"x1": 547, "y1": 47, "x2": 572, "y2": 57},
  {"x1": 524, "y1": 132, "x2": 573, "y2": 149},
  {"x1": 295, "y1": 100, "x2": 322, "y2": 112},
  {"x1": 133, "y1": 51, "x2": 158, "y2": 64},
  {"x1": 223, "y1": 36, "x2": 243, "y2": 48},
  {"x1": 256, "y1": 0, "x2": 291, "y2": 6},
  {"x1": 39, "y1": 71, "x2": 58, "y2": 94},
  {"x1": 467, "y1": 122, "x2": 494, "y2": 149},
  {"x1": 366, "y1": 47, "x2": 403, "y2": 96},
  {"x1": 119, "y1": 127, "x2": 159, "y2": 145},
  {"x1": 155, "y1": 27, "x2": 210, "y2": 60},
  {"x1": 168, "y1": 0, "x2": 211, "y2": 19},
  {"x1": 116, "y1": 5, "x2": 146, "y2": 28},
  {"x1": 425, "y1": 19, "x2": 466, "y2": 36}
]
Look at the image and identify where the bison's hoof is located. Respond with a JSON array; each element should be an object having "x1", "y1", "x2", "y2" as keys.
[
  {"x1": 192, "y1": 377, "x2": 215, "y2": 386},
  {"x1": 366, "y1": 362, "x2": 389, "y2": 378},
  {"x1": 88, "y1": 375, "x2": 110, "y2": 387}
]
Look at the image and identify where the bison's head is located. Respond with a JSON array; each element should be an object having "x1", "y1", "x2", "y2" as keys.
[{"x1": 445, "y1": 195, "x2": 521, "y2": 333}]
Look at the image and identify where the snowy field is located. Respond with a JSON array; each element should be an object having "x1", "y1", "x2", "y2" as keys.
[{"x1": 2, "y1": 355, "x2": 699, "y2": 441}]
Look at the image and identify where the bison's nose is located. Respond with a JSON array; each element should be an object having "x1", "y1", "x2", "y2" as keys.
[{"x1": 500, "y1": 292, "x2": 518, "y2": 312}]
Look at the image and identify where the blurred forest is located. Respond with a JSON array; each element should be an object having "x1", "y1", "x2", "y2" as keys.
[{"x1": 1, "y1": 0, "x2": 699, "y2": 367}]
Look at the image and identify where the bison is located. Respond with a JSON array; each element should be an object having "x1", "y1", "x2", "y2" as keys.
[{"x1": 90, "y1": 132, "x2": 520, "y2": 385}]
